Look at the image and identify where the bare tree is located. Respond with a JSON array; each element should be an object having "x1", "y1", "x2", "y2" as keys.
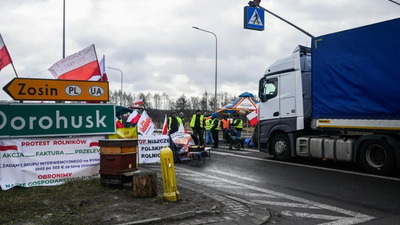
[
  {"x1": 153, "y1": 93, "x2": 161, "y2": 110},
  {"x1": 200, "y1": 91, "x2": 208, "y2": 112},
  {"x1": 161, "y1": 92, "x2": 170, "y2": 110},
  {"x1": 175, "y1": 94, "x2": 189, "y2": 112},
  {"x1": 190, "y1": 96, "x2": 200, "y2": 110},
  {"x1": 145, "y1": 92, "x2": 153, "y2": 109},
  {"x1": 109, "y1": 90, "x2": 118, "y2": 104}
]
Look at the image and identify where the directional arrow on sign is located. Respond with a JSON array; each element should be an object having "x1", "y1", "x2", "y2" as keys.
[{"x1": 3, "y1": 78, "x2": 109, "y2": 101}]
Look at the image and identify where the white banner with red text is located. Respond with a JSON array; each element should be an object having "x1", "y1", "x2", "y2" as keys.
[
  {"x1": 138, "y1": 135, "x2": 169, "y2": 164},
  {"x1": 0, "y1": 136, "x2": 105, "y2": 190}
]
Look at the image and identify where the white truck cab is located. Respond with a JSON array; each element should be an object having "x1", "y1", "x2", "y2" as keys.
[{"x1": 258, "y1": 46, "x2": 312, "y2": 160}]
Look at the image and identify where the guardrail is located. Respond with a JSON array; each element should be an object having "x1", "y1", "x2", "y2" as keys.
[{"x1": 152, "y1": 129, "x2": 253, "y2": 139}]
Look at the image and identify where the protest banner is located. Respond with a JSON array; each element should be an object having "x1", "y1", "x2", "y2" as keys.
[
  {"x1": 170, "y1": 132, "x2": 193, "y2": 146},
  {"x1": 108, "y1": 127, "x2": 138, "y2": 139},
  {"x1": 0, "y1": 136, "x2": 104, "y2": 190},
  {"x1": 138, "y1": 135, "x2": 169, "y2": 164}
]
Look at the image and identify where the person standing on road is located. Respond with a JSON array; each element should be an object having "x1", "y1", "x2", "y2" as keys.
[
  {"x1": 221, "y1": 115, "x2": 230, "y2": 141},
  {"x1": 211, "y1": 113, "x2": 220, "y2": 148},
  {"x1": 168, "y1": 112, "x2": 182, "y2": 162},
  {"x1": 233, "y1": 114, "x2": 243, "y2": 137},
  {"x1": 190, "y1": 110, "x2": 205, "y2": 147},
  {"x1": 168, "y1": 112, "x2": 182, "y2": 134},
  {"x1": 178, "y1": 112, "x2": 185, "y2": 126},
  {"x1": 204, "y1": 114, "x2": 214, "y2": 146}
]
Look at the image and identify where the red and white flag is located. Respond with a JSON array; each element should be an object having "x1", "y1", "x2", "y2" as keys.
[
  {"x1": 0, "y1": 34, "x2": 12, "y2": 72},
  {"x1": 127, "y1": 110, "x2": 140, "y2": 124},
  {"x1": 89, "y1": 55, "x2": 108, "y2": 81},
  {"x1": 178, "y1": 123, "x2": 188, "y2": 134},
  {"x1": 116, "y1": 117, "x2": 124, "y2": 128},
  {"x1": 133, "y1": 99, "x2": 144, "y2": 108},
  {"x1": 137, "y1": 110, "x2": 155, "y2": 135},
  {"x1": 246, "y1": 110, "x2": 259, "y2": 126},
  {"x1": 162, "y1": 114, "x2": 168, "y2": 135},
  {"x1": 49, "y1": 44, "x2": 101, "y2": 80}
]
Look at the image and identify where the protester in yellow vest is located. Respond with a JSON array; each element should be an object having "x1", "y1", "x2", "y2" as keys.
[
  {"x1": 168, "y1": 112, "x2": 182, "y2": 134},
  {"x1": 211, "y1": 113, "x2": 220, "y2": 148},
  {"x1": 204, "y1": 115, "x2": 214, "y2": 145},
  {"x1": 178, "y1": 112, "x2": 185, "y2": 126},
  {"x1": 233, "y1": 114, "x2": 243, "y2": 137},
  {"x1": 190, "y1": 110, "x2": 204, "y2": 147}
]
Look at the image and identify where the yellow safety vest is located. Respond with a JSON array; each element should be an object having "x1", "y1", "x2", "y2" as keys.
[
  {"x1": 205, "y1": 118, "x2": 212, "y2": 130},
  {"x1": 234, "y1": 119, "x2": 243, "y2": 129},
  {"x1": 168, "y1": 117, "x2": 182, "y2": 130},
  {"x1": 212, "y1": 118, "x2": 220, "y2": 130},
  {"x1": 190, "y1": 114, "x2": 204, "y2": 128}
]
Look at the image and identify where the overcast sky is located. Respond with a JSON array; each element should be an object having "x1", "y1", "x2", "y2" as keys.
[{"x1": 0, "y1": 0, "x2": 398, "y2": 102}]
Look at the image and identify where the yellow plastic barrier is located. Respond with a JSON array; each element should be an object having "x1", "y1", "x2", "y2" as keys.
[{"x1": 160, "y1": 146, "x2": 180, "y2": 202}]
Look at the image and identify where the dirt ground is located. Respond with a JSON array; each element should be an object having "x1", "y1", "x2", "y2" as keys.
[{"x1": 0, "y1": 175, "x2": 222, "y2": 225}]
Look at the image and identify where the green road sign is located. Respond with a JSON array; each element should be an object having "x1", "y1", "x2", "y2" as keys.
[{"x1": 0, "y1": 103, "x2": 116, "y2": 138}]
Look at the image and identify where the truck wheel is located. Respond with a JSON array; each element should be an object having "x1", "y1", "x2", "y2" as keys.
[
  {"x1": 271, "y1": 133, "x2": 291, "y2": 161},
  {"x1": 359, "y1": 140, "x2": 395, "y2": 175}
]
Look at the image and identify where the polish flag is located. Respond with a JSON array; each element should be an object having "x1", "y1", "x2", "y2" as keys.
[
  {"x1": 116, "y1": 117, "x2": 124, "y2": 128},
  {"x1": 246, "y1": 110, "x2": 259, "y2": 126},
  {"x1": 127, "y1": 111, "x2": 140, "y2": 124},
  {"x1": 178, "y1": 123, "x2": 188, "y2": 134},
  {"x1": 49, "y1": 44, "x2": 101, "y2": 80},
  {"x1": 89, "y1": 55, "x2": 108, "y2": 81},
  {"x1": 100, "y1": 55, "x2": 108, "y2": 81},
  {"x1": 162, "y1": 114, "x2": 168, "y2": 135},
  {"x1": 0, "y1": 34, "x2": 12, "y2": 72},
  {"x1": 133, "y1": 99, "x2": 144, "y2": 108}
]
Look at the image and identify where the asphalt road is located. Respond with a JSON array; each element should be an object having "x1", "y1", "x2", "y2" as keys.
[{"x1": 173, "y1": 147, "x2": 400, "y2": 225}]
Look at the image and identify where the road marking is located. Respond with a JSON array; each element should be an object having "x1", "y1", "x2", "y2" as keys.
[
  {"x1": 281, "y1": 210, "x2": 372, "y2": 225},
  {"x1": 244, "y1": 193, "x2": 280, "y2": 198},
  {"x1": 212, "y1": 151, "x2": 400, "y2": 182},
  {"x1": 180, "y1": 178, "x2": 210, "y2": 182},
  {"x1": 177, "y1": 173, "x2": 198, "y2": 177},
  {"x1": 206, "y1": 184, "x2": 244, "y2": 189},
  {"x1": 282, "y1": 210, "x2": 351, "y2": 221},
  {"x1": 176, "y1": 166, "x2": 374, "y2": 224},
  {"x1": 202, "y1": 168, "x2": 260, "y2": 183},
  {"x1": 219, "y1": 147, "x2": 259, "y2": 153},
  {"x1": 252, "y1": 200, "x2": 319, "y2": 209}
]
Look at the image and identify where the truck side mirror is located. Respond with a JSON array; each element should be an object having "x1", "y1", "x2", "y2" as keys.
[{"x1": 260, "y1": 94, "x2": 268, "y2": 102}]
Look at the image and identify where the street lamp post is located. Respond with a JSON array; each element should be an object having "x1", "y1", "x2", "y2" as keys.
[
  {"x1": 192, "y1": 26, "x2": 218, "y2": 112},
  {"x1": 63, "y1": 0, "x2": 65, "y2": 58},
  {"x1": 388, "y1": 0, "x2": 400, "y2": 6},
  {"x1": 107, "y1": 67, "x2": 124, "y2": 105}
]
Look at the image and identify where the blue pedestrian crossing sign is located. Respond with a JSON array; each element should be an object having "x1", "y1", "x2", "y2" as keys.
[{"x1": 244, "y1": 6, "x2": 265, "y2": 31}]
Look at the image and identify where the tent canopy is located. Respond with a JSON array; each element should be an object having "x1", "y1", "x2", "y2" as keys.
[
  {"x1": 238, "y1": 92, "x2": 254, "y2": 98},
  {"x1": 217, "y1": 92, "x2": 259, "y2": 115},
  {"x1": 116, "y1": 105, "x2": 133, "y2": 117}
]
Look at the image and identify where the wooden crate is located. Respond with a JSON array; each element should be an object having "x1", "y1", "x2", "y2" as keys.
[
  {"x1": 99, "y1": 153, "x2": 137, "y2": 176},
  {"x1": 99, "y1": 139, "x2": 138, "y2": 154}
]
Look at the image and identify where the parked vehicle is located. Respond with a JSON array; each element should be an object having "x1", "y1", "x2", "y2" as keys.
[{"x1": 258, "y1": 18, "x2": 400, "y2": 175}]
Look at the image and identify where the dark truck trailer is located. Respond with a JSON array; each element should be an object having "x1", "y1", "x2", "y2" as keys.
[{"x1": 258, "y1": 18, "x2": 400, "y2": 175}]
